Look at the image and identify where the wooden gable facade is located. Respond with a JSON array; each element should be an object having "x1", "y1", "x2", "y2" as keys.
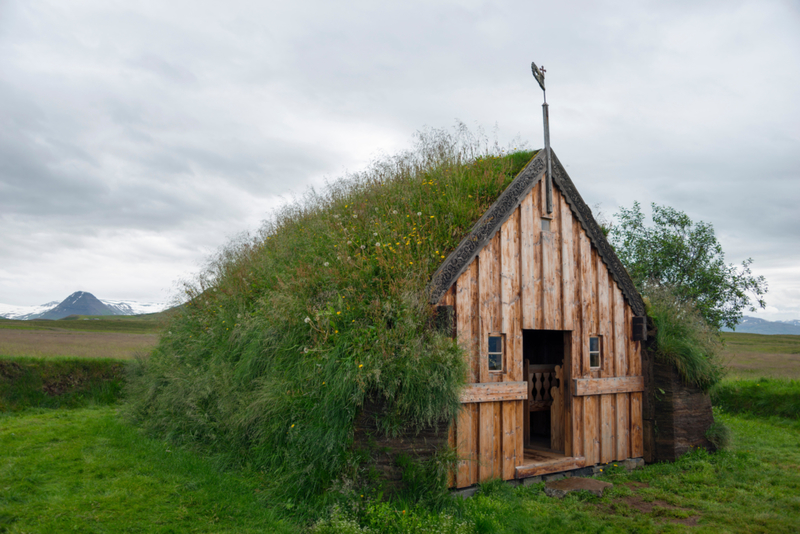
[{"x1": 429, "y1": 150, "x2": 647, "y2": 488}]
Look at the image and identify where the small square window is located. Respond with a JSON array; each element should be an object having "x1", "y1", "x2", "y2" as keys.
[
  {"x1": 488, "y1": 334, "x2": 504, "y2": 372},
  {"x1": 541, "y1": 219, "x2": 551, "y2": 231},
  {"x1": 589, "y1": 336, "x2": 601, "y2": 368}
]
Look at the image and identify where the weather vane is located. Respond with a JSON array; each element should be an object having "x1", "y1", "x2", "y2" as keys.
[{"x1": 532, "y1": 61, "x2": 553, "y2": 215}]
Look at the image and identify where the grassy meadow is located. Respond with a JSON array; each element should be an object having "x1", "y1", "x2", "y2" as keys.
[
  {"x1": 0, "y1": 316, "x2": 160, "y2": 360},
  {"x1": 2, "y1": 316, "x2": 800, "y2": 532},
  {"x1": 720, "y1": 332, "x2": 800, "y2": 380}
]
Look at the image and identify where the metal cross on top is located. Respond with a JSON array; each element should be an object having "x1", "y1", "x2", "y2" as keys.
[{"x1": 531, "y1": 61, "x2": 553, "y2": 215}]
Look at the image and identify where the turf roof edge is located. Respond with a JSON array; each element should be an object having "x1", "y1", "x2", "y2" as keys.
[{"x1": 427, "y1": 149, "x2": 645, "y2": 318}]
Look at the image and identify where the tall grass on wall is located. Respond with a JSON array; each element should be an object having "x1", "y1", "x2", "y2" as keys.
[
  {"x1": 645, "y1": 284, "x2": 725, "y2": 391},
  {"x1": 124, "y1": 126, "x2": 535, "y2": 499}
]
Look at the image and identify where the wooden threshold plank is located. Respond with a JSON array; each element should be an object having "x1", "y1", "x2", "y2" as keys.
[{"x1": 515, "y1": 456, "x2": 586, "y2": 479}]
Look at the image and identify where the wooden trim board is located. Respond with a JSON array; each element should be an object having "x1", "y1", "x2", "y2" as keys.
[
  {"x1": 573, "y1": 376, "x2": 644, "y2": 396},
  {"x1": 515, "y1": 456, "x2": 586, "y2": 479},
  {"x1": 460, "y1": 382, "x2": 528, "y2": 403}
]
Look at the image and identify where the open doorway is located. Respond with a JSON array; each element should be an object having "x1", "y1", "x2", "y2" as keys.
[{"x1": 523, "y1": 330, "x2": 568, "y2": 453}]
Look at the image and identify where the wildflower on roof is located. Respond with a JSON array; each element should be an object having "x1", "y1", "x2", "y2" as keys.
[
  {"x1": 417, "y1": 212, "x2": 422, "y2": 216},
  {"x1": 324, "y1": 262, "x2": 330, "y2": 267},
  {"x1": 375, "y1": 242, "x2": 380, "y2": 247},
  {"x1": 304, "y1": 317, "x2": 311, "y2": 323}
]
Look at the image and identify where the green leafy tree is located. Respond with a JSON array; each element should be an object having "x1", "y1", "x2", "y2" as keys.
[{"x1": 608, "y1": 201, "x2": 767, "y2": 330}]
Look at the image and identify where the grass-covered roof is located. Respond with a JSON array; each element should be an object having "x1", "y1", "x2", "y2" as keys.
[{"x1": 125, "y1": 128, "x2": 536, "y2": 500}]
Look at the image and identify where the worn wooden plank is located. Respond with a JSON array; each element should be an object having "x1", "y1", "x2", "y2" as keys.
[
  {"x1": 600, "y1": 394, "x2": 614, "y2": 464},
  {"x1": 479, "y1": 234, "x2": 502, "y2": 382},
  {"x1": 631, "y1": 392, "x2": 644, "y2": 458},
  {"x1": 456, "y1": 404, "x2": 477, "y2": 487},
  {"x1": 613, "y1": 287, "x2": 627, "y2": 378},
  {"x1": 554, "y1": 189, "x2": 564, "y2": 330},
  {"x1": 456, "y1": 264, "x2": 477, "y2": 383},
  {"x1": 560, "y1": 196, "x2": 575, "y2": 332},
  {"x1": 532, "y1": 182, "x2": 544, "y2": 330},
  {"x1": 520, "y1": 193, "x2": 535, "y2": 330},
  {"x1": 515, "y1": 399, "x2": 524, "y2": 472},
  {"x1": 583, "y1": 395, "x2": 599, "y2": 465},
  {"x1": 541, "y1": 232, "x2": 557, "y2": 330},
  {"x1": 573, "y1": 376, "x2": 645, "y2": 396},
  {"x1": 551, "y1": 364, "x2": 565, "y2": 453},
  {"x1": 616, "y1": 392, "x2": 630, "y2": 461},
  {"x1": 612, "y1": 286, "x2": 630, "y2": 461},
  {"x1": 479, "y1": 402, "x2": 497, "y2": 481},
  {"x1": 578, "y1": 232, "x2": 593, "y2": 376},
  {"x1": 590, "y1": 249, "x2": 600, "y2": 351},
  {"x1": 598, "y1": 262, "x2": 612, "y2": 378},
  {"x1": 440, "y1": 285, "x2": 455, "y2": 306},
  {"x1": 563, "y1": 332, "x2": 573, "y2": 456},
  {"x1": 515, "y1": 456, "x2": 585, "y2": 479},
  {"x1": 502, "y1": 401, "x2": 518, "y2": 480},
  {"x1": 501, "y1": 208, "x2": 522, "y2": 382},
  {"x1": 460, "y1": 382, "x2": 528, "y2": 403},
  {"x1": 629, "y1": 305, "x2": 642, "y2": 377},
  {"x1": 571, "y1": 394, "x2": 584, "y2": 459}
]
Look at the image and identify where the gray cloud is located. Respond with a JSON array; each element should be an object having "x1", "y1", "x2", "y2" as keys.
[{"x1": 1, "y1": 0, "x2": 798, "y2": 319}]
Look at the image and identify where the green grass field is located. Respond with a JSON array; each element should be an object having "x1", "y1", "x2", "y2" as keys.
[
  {"x1": 720, "y1": 332, "x2": 800, "y2": 380},
  {"x1": 1, "y1": 323, "x2": 799, "y2": 532},
  {"x1": 0, "y1": 315, "x2": 161, "y2": 361}
]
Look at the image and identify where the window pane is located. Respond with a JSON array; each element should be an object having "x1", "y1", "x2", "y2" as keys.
[
  {"x1": 488, "y1": 336, "x2": 501, "y2": 354},
  {"x1": 589, "y1": 337, "x2": 599, "y2": 352},
  {"x1": 590, "y1": 352, "x2": 600, "y2": 368},
  {"x1": 488, "y1": 352, "x2": 502, "y2": 371}
]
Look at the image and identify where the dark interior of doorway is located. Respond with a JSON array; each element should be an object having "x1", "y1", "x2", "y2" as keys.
[{"x1": 523, "y1": 329, "x2": 565, "y2": 451}]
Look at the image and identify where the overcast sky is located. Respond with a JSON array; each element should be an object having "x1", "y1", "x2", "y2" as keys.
[{"x1": 1, "y1": 0, "x2": 798, "y2": 320}]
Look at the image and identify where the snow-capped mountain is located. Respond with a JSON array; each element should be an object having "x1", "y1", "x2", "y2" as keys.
[
  {"x1": 723, "y1": 316, "x2": 800, "y2": 335},
  {"x1": 0, "y1": 301, "x2": 61, "y2": 320},
  {"x1": 0, "y1": 292, "x2": 169, "y2": 320},
  {"x1": 101, "y1": 299, "x2": 168, "y2": 316}
]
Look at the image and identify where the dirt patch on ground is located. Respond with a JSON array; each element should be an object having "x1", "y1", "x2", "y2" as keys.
[{"x1": 598, "y1": 482, "x2": 700, "y2": 526}]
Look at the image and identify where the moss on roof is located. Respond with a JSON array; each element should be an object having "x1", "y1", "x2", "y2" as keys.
[{"x1": 124, "y1": 129, "x2": 537, "y2": 500}]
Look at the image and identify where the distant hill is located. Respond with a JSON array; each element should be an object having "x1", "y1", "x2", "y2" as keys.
[
  {"x1": 724, "y1": 316, "x2": 800, "y2": 335},
  {"x1": 38, "y1": 291, "x2": 115, "y2": 320}
]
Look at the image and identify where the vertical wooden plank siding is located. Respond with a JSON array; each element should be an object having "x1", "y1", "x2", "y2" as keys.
[
  {"x1": 570, "y1": 217, "x2": 584, "y2": 458},
  {"x1": 456, "y1": 405, "x2": 478, "y2": 487},
  {"x1": 560, "y1": 199, "x2": 576, "y2": 456},
  {"x1": 560, "y1": 196, "x2": 575, "y2": 332},
  {"x1": 579, "y1": 233, "x2": 594, "y2": 376},
  {"x1": 532, "y1": 183, "x2": 544, "y2": 330},
  {"x1": 478, "y1": 235, "x2": 502, "y2": 480},
  {"x1": 597, "y1": 265, "x2": 614, "y2": 465},
  {"x1": 598, "y1": 267, "x2": 612, "y2": 378},
  {"x1": 455, "y1": 261, "x2": 479, "y2": 487},
  {"x1": 456, "y1": 263, "x2": 479, "y2": 383},
  {"x1": 520, "y1": 193, "x2": 535, "y2": 330},
  {"x1": 613, "y1": 287, "x2": 630, "y2": 461},
  {"x1": 600, "y1": 395, "x2": 615, "y2": 464},
  {"x1": 500, "y1": 209, "x2": 522, "y2": 479},
  {"x1": 479, "y1": 235, "x2": 502, "y2": 383},
  {"x1": 501, "y1": 208, "x2": 522, "y2": 383},
  {"x1": 628, "y1": 307, "x2": 644, "y2": 458},
  {"x1": 541, "y1": 188, "x2": 562, "y2": 330}
]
